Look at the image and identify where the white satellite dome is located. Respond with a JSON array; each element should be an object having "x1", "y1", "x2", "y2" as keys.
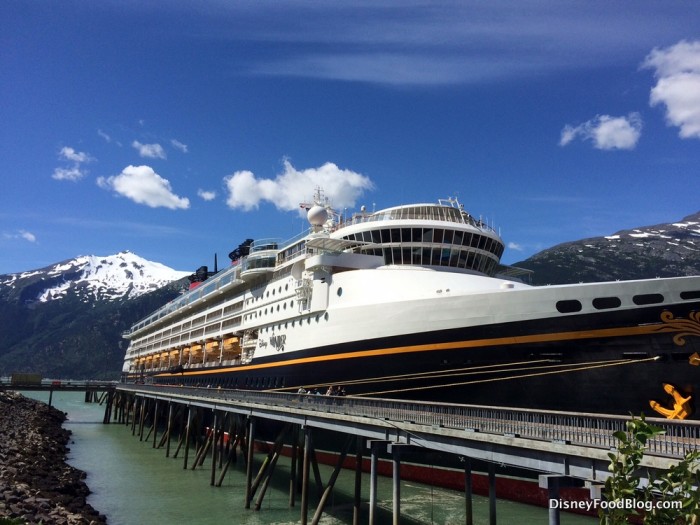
[{"x1": 307, "y1": 205, "x2": 329, "y2": 226}]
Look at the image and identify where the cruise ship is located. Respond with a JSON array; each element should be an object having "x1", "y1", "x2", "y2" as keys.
[{"x1": 122, "y1": 192, "x2": 700, "y2": 420}]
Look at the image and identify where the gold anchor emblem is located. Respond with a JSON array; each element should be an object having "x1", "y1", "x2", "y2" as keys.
[{"x1": 649, "y1": 383, "x2": 692, "y2": 420}]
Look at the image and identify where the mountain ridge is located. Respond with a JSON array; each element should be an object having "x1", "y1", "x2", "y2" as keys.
[
  {"x1": 513, "y1": 211, "x2": 700, "y2": 285},
  {"x1": 0, "y1": 250, "x2": 190, "y2": 305}
]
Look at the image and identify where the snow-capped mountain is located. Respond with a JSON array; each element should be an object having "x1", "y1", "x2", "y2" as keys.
[
  {"x1": 0, "y1": 251, "x2": 190, "y2": 304},
  {"x1": 515, "y1": 211, "x2": 700, "y2": 285}
]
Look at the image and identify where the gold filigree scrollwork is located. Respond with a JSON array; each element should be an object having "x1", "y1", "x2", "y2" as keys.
[{"x1": 653, "y1": 311, "x2": 700, "y2": 346}]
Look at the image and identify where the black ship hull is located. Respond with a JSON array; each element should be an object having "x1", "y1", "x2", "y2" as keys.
[{"x1": 150, "y1": 301, "x2": 700, "y2": 419}]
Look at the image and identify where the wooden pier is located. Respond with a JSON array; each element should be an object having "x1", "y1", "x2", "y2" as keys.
[
  {"x1": 105, "y1": 385, "x2": 700, "y2": 525},
  {"x1": 0, "y1": 377, "x2": 115, "y2": 408}
]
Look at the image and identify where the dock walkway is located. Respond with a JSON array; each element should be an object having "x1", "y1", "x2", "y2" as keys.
[{"x1": 108, "y1": 385, "x2": 700, "y2": 525}]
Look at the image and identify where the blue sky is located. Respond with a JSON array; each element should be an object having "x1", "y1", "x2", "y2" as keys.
[{"x1": 2, "y1": 1, "x2": 699, "y2": 275}]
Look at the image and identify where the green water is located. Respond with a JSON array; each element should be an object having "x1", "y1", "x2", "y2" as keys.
[{"x1": 24, "y1": 391, "x2": 596, "y2": 524}]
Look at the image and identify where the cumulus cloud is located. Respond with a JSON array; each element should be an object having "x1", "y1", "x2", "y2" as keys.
[
  {"x1": 642, "y1": 40, "x2": 700, "y2": 139},
  {"x1": 171, "y1": 139, "x2": 189, "y2": 153},
  {"x1": 52, "y1": 146, "x2": 94, "y2": 181},
  {"x1": 59, "y1": 146, "x2": 92, "y2": 163},
  {"x1": 97, "y1": 165, "x2": 190, "y2": 209},
  {"x1": 559, "y1": 113, "x2": 642, "y2": 150},
  {"x1": 132, "y1": 141, "x2": 167, "y2": 159},
  {"x1": 52, "y1": 166, "x2": 87, "y2": 182},
  {"x1": 197, "y1": 189, "x2": 217, "y2": 201},
  {"x1": 3, "y1": 230, "x2": 36, "y2": 243},
  {"x1": 507, "y1": 241, "x2": 523, "y2": 252},
  {"x1": 224, "y1": 159, "x2": 374, "y2": 212}
]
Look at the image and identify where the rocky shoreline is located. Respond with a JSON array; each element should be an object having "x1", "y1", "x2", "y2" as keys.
[{"x1": 0, "y1": 391, "x2": 106, "y2": 524}]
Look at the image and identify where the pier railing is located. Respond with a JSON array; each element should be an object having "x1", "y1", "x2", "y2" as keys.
[{"x1": 120, "y1": 385, "x2": 700, "y2": 459}]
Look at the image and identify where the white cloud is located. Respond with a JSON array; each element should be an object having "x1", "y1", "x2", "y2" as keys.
[
  {"x1": 20, "y1": 230, "x2": 36, "y2": 242},
  {"x1": 224, "y1": 159, "x2": 374, "y2": 212},
  {"x1": 197, "y1": 189, "x2": 217, "y2": 201},
  {"x1": 3, "y1": 230, "x2": 36, "y2": 243},
  {"x1": 132, "y1": 141, "x2": 167, "y2": 159},
  {"x1": 52, "y1": 166, "x2": 87, "y2": 182},
  {"x1": 171, "y1": 139, "x2": 189, "y2": 153},
  {"x1": 642, "y1": 40, "x2": 700, "y2": 139},
  {"x1": 97, "y1": 129, "x2": 112, "y2": 142},
  {"x1": 559, "y1": 113, "x2": 642, "y2": 150},
  {"x1": 59, "y1": 146, "x2": 92, "y2": 163},
  {"x1": 52, "y1": 146, "x2": 94, "y2": 181},
  {"x1": 507, "y1": 241, "x2": 523, "y2": 252},
  {"x1": 97, "y1": 165, "x2": 190, "y2": 209}
]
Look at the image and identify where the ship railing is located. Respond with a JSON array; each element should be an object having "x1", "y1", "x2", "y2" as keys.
[
  {"x1": 338, "y1": 206, "x2": 498, "y2": 235},
  {"x1": 122, "y1": 385, "x2": 699, "y2": 459}
]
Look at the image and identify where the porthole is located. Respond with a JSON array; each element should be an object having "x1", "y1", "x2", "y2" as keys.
[
  {"x1": 337, "y1": 287, "x2": 343, "y2": 297},
  {"x1": 592, "y1": 297, "x2": 621, "y2": 310},
  {"x1": 633, "y1": 293, "x2": 664, "y2": 305},
  {"x1": 680, "y1": 290, "x2": 700, "y2": 300},
  {"x1": 556, "y1": 300, "x2": 582, "y2": 313}
]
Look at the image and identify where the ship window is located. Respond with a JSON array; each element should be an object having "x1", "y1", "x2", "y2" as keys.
[
  {"x1": 593, "y1": 297, "x2": 621, "y2": 310},
  {"x1": 680, "y1": 290, "x2": 700, "y2": 300},
  {"x1": 391, "y1": 228, "x2": 401, "y2": 242},
  {"x1": 337, "y1": 287, "x2": 343, "y2": 297},
  {"x1": 443, "y1": 230, "x2": 454, "y2": 245},
  {"x1": 556, "y1": 300, "x2": 582, "y2": 313},
  {"x1": 381, "y1": 229, "x2": 390, "y2": 243},
  {"x1": 401, "y1": 228, "x2": 411, "y2": 242},
  {"x1": 433, "y1": 228, "x2": 444, "y2": 243},
  {"x1": 453, "y1": 231, "x2": 464, "y2": 245},
  {"x1": 411, "y1": 228, "x2": 422, "y2": 242},
  {"x1": 633, "y1": 293, "x2": 664, "y2": 305},
  {"x1": 371, "y1": 230, "x2": 381, "y2": 243}
]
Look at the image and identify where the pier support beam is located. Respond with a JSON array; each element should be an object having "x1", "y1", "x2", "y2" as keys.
[
  {"x1": 488, "y1": 462, "x2": 496, "y2": 525},
  {"x1": 464, "y1": 459, "x2": 473, "y2": 525},
  {"x1": 367, "y1": 440, "x2": 388, "y2": 525},
  {"x1": 244, "y1": 417, "x2": 256, "y2": 510},
  {"x1": 353, "y1": 436, "x2": 363, "y2": 525},
  {"x1": 388, "y1": 443, "x2": 406, "y2": 525},
  {"x1": 539, "y1": 475, "x2": 583, "y2": 525},
  {"x1": 300, "y1": 426, "x2": 311, "y2": 525}
]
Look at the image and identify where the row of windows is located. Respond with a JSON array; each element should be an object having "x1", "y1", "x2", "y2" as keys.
[
  {"x1": 556, "y1": 289, "x2": 700, "y2": 314},
  {"x1": 341, "y1": 227, "x2": 504, "y2": 258},
  {"x1": 161, "y1": 375, "x2": 287, "y2": 390},
  {"x1": 556, "y1": 293, "x2": 667, "y2": 314},
  {"x1": 360, "y1": 246, "x2": 499, "y2": 275}
]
